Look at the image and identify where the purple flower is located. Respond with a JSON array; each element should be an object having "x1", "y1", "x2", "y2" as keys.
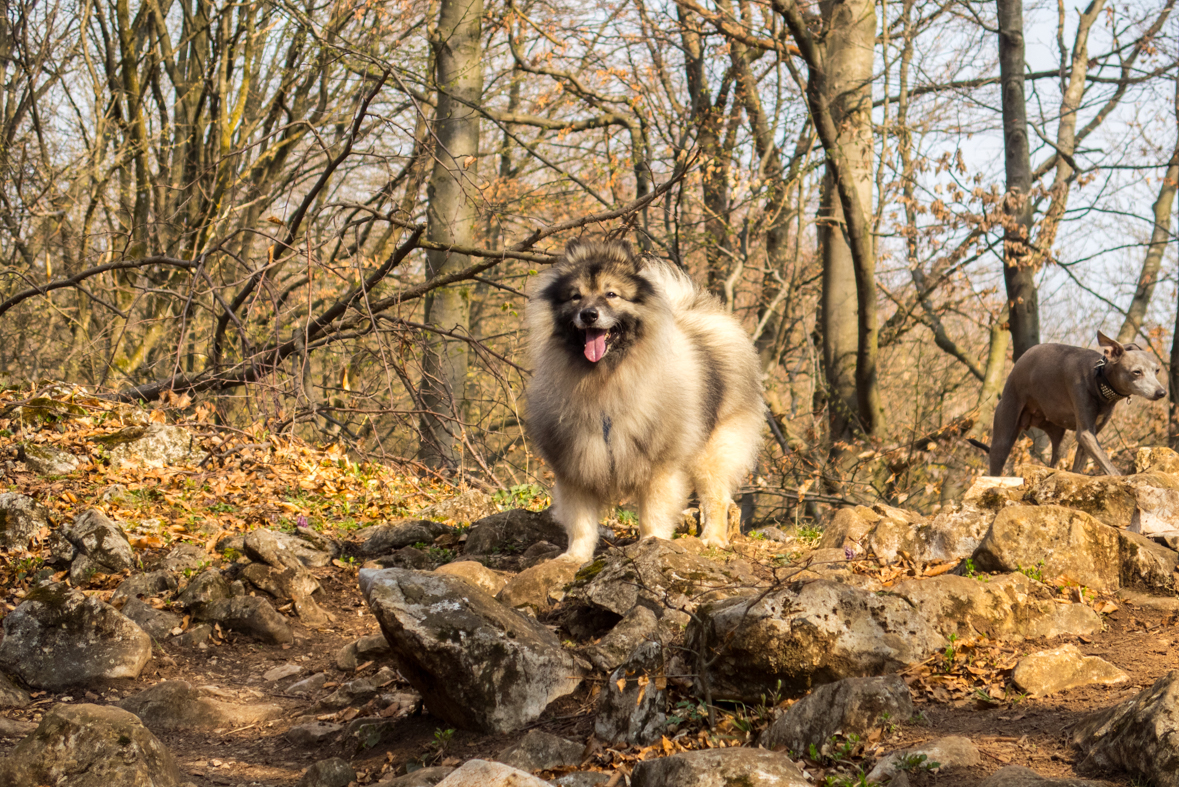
[
  {"x1": 844, "y1": 546, "x2": 856, "y2": 560},
  {"x1": 296, "y1": 514, "x2": 309, "y2": 529}
]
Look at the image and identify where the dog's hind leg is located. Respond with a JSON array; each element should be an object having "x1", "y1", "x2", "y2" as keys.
[
  {"x1": 1043, "y1": 423, "x2": 1066, "y2": 468},
  {"x1": 1070, "y1": 441, "x2": 1090, "y2": 473},
  {"x1": 988, "y1": 394, "x2": 1024, "y2": 476},
  {"x1": 693, "y1": 414, "x2": 762, "y2": 550},
  {"x1": 551, "y1": 481, "x2": 604, "y2": 564},
  {"x1": 638, "y1": 466, "x2": 690, "y2": 542}
]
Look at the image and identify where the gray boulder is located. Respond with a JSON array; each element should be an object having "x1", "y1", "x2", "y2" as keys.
[
  {"x1": 355, "y1": 519, "x2": 453, "y2": 555},
  {"x1": 497, "y1": 558, "x2": 580, "y2": 613},
  {"x1": 336, "y1": 633, "x2": 392, "y2": 671},
  {"x1": 367, "y1": 546, "x2": 434, "y2": 570},
  {"x1": 0, "y1": 672, "x2": 30, "y2": 707},
  {"x1": 245, "y1": 528, "x2": 332, "y2": 569},
  {"x1": 113, "y1": 570, "x2": 178, "y2": 603},
  {"x1": 434, "y1": 760, "x2": 551, "y2": 786},
  {"x1": 0, "y1": 582, "x2": 151, "y2": 690},
  {"x1": 0, "y1": 703, "x2": 185, "y2": 787},
  {"x1": 153, "y1": 543, "x2": 207, "y2": 573},
  {"x1": 689, "y1": 579, "x2": 945, "y2": 702},
  {"x1": 65, "y1": 508, "x2": 135, "y2": 585},
  {"x1": 99, "y1": 423, "x2": 207, "y2": 469},
  {"x1": 1072, "y1": 669, "x2": 1179, "y2": 786},
  {"x1": 286, "y1": 721, "x2": 343, "y2": 747},
  {"x1": 288, "y1": 672, "x2": 330, "y2": 696},
  {"x1": 760, "y1": 675, "x2": 913, "y2": 754},
  {"x1": 971, "y1": 505, "x2": 1120, "y2": 592},
  {"x1": 496, "y1": 730, "x2": 584, "y2": 772},
  {"x1": 119, "y1": 680, "x2": 283, "y2": 731},
  {"x1": 0, "y1": 493, "x2": 49, "y2": 548},
  {"x1": 465, "y1": 508, "x2": 569, "y2": 555},
  {"x1": 196, "y1": 596, "x2": 294, "y2": 644},
  {"x1": 595, "y1": 640, "x2": 667, "y2": 746},
  {"x1": 583, "y1": 604, "x2": 662, "y2": 671},
  {"x1": 119, "y1": 598, "x2": 183, "y2": 639},
  {"x1": 176, "y1": 568, "x2": 233, "y2": 609},
  {"x1": 631, "y1": 748, "x2": 810, "y2": 787},
  {"x1": 867, "y1": 736, "x2": 980, "y2": 782},
  {"x1": 241, "y1": 562, "x2": 329, "y2": 625},
  {"x1": 1012, "y1": 644, "x2": 1129, "y2": 696},
  {"x1": 1119, "y1": 529, "x2": 1179, "y2": 592},
  {"x1": 19, "y1": 443, "x2": 80, "y2": 475},
  {"x1": 298, "y1": 757, "x2": 357, "y2": 787},
  {"x1": 567, "y1": 538, "x2": 759, "y2": 619},
  {"x1": 435, "y1": 561, "x2": 512, "y2": 596},
  {"x1": 891, "y1": 573, "x2": 1103, "y2": 640},
  {"x1": 361, "y1": 568, "x2": 583, "y2": 733},
  {"x1": 376, "y1": 766, "x2": 456, "y2": 786}
]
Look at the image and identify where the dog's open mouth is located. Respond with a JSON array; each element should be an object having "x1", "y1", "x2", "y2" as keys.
[{"x1": 584, "y1": 328, "x2": 610, "y2": 362}]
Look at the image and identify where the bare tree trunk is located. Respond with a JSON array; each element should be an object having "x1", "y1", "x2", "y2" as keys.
[
  {"x1": 997, "y1": 0, "x2": 1038, "y2": 359},
  {"x1": 1119, "y1": 76, "x2": 1179, "y2": 344},
  {"x1": 420, "y1": 0, "x2": 484, "y2": 470},
  {"x1": 802, "y1": 0, "x2": 878, "y2": 439}
]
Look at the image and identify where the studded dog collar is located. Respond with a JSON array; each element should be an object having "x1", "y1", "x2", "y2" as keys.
[{"x1": 1095, "y1": 357, "x2": 1127, "y2": 403}]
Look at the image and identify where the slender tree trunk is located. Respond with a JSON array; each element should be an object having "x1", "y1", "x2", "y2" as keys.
[
  {"x1": 813, "y1": 0, "x2": 878, "y2": 439},
  {"x1": 419, "y1": 0, "x2": 484, "y2": 470},
  {"x1": 997, "y1": 0, "x2": 1038, "y2": 359},
  {"x1": 1119, "y1": 75, "x2": 1179, "y2": 344}
]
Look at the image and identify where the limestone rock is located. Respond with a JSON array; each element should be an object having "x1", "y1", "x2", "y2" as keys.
[
  {"x1": 18, "y1": 443, "x2": 80, "y2": 475},
  {"x1": 552, "y1": 775, "x2": 611, "y2": 787},
  {"x1": 972, "y1": 505, "x2": 1120, "y2": 591},
  {"x1": 367, "y1": 546, "x2": 433, "y2": 570},
  {"x1": 583, "y1": 604, "x2": 662, "y2": 671},
  {"x1": 360, "y1": 568, "x2": 582, "y2": 733},
  {"x1": 119, "y1": 598, "x2": 183, "y2": 639},
  {"x1": 497, "y1": 558, "x2": 579, "y2": 612},
  {"x1": 286, "y1": 721, "x2": 343, "y2": 747},
  {"x1": 465, "y1": 508, "x2": 568, "y2": 555},
  {"x1": 1012, "y1": 644, "x2": 1128, "y2": 696},
  {"x1": 817, "y1": 506, "x2": 879, "y2": 550},
  {"x1": 1025, "y1": 469, "x2": 1179, "y2": 536},
  {"x1": 1119, "y1": 529, "x2": 1179, "y2": 592},
  {"x1": 176, "y1": 568, "x2": 233, "y2": 609},
  {"x1": 436, "y1": 561, "x2": 512, "y2": 596},
  {"x1": 496, "y1": 730, "x2": 584, "y2": 772},
  {"x1": 1072, "y1": 669, "x2": 1179, "y2": 786},
  {"x1": 298, "y1": 758, "x2": 357, "y2": 787},
  {"x1": 1136, "y1": 447, "x2": 1179, "y2": 476},
  {"x1": 0, "y1": 703, "x2": 184, "y2": 787},
  {"x1": 520, "y1": 541, "x2": 563, "y2": 569},
  {"x1": 595, "y1": 640, "x2": 667, "y2": 746},
  {"x1": 153, "y1": 543, "x2": 207, "y2": 573},
  {"x1": 288, "y1": 673, "x2": 330, "y2": 696},
  {"x1": 245, "y1": 528, "x2": 332, "y2": 569},
  {"x1": 376, "y1": 766, "x2": 456, "y2": 786},
  {"x1": 113, "y1": 570, "x2": 178, "y2": 603},
  {"x1": 336, "y1": 633, "x2": 392, "y2": 671},
  {"x1": 0, "y1": 717, "x2": 36, "y2": 738},
  {"x1": 631, "y1": 748, "x2": 810, "y2": 787},
  {"x1": 978, "y1": 765, "x2": 1115, "y2": 786},
  {"x1": 100, "y1": 423, "x2": 207, "y2": 469},
  {"x1": 355, "y1": 519, "x2": 453, "y2": 556},
  {"x1": 689, "y1": 579, "x2": 945, "y2": 702},
  {"x1": 241, "y1": 562, "x2": 329, "y2": 625},
  {"x1": 891, "y1": 573, "x2": 1102, "y2": 640},
  {"x1": 119, "y1": 680, "x2": 283, "y2": 731},
  {"x1": 866, "y1": 736, "x2": 981, "y2": 782},
  {"x1": 65, "y1": 508, "x2": 135, "y2": 584},
  {"x1": 421, "y1": 489, "x2": 498, "y2": 524},
  {"x1": 760, "y1": 675, "x2": 913, "y2": 754},
  {"x1": 196, "y1": 596, "x2": 294, "y2": 644},
  {"x1": 263, "y1": 662, "x2": 304, "y2": 682},
  {"x1": 0, "y1": 493, "x2": 49, "y2": 548},
  {"x1": 0, "y1": 672, "x2": 30, "y2": 707},
  {"x1": 0, "y1": 582, "x2": 151, "y2": 690},
  {"x1": 434, "y1": 760, "x2": 552, "y2": 787},
  {"x1": 567, "y1": 538, "x2": 760, "y2": 619}
]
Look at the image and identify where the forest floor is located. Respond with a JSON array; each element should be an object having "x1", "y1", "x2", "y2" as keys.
[{"x1": 0, "y1": 385, "x2": 1172, "y2": 786}]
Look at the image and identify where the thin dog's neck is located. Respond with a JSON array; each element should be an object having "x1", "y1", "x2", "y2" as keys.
[{"x1": 1094, "y1": 357, "x2": 1127, "y2": 403}]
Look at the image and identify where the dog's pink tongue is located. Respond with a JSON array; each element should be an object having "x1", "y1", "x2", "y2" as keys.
[{"x1": 584, "y1": 329, "x2": 607, "y2": 362}]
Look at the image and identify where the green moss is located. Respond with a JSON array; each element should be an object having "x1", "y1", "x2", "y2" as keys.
[{"x1": 572, "y1": 558, "x2": 607, "y2": 584}]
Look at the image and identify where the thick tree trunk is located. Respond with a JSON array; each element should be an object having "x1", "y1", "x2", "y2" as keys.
[
  {"x1": 419, "y1": 0, "x2": 484, "y2": 470},
  {"x1": 814, "y1": 0, "x2": 878, "y2": 438},
  {"x1": 997, "y1": 0, "x2": 1038, "y2": 359}
]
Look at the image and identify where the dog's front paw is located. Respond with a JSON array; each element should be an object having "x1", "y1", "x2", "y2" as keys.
[{"x1": 698, "y1": 534, "x2": 730, "y2": 551}]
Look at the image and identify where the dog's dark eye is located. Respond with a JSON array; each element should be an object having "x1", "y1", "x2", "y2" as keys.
[
  {"x1": 605, "y1": 291, "x2": 619, "y2": 299},
  {"x1": 565, "y1": 291, "x2": 581, "y2": 302},
  {"x1": 1135, "y1": 370, "x2": 1143, "y2": 377}
]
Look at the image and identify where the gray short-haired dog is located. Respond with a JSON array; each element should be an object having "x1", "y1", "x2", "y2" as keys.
[{"x1": 988, "y1": 331, "x2": 1165, "y2": 477}]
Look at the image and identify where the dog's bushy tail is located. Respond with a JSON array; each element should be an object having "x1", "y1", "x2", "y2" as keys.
[{"x1": 643, "y1": 260, "x2": 715, "y2": 312}]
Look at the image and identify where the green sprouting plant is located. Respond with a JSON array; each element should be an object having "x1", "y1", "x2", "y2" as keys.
[
  {"x1": 1017, "y1": 560, "x2": 1046, "y2": 583},
  {"x1": 822, "y1": 772, "x2": 871, "y2": 787},
  {"x1": 666, "y1": 699, "x2": 709, "y2": 727},
  {"x1": 942, "y1": 632, "x2": 959, "y2": 670},
  {"x1": 427, "y1": 546, "x2": 456, "y2": 563},
  {"x1": 898, "y1": 752, "x2": 941, "y2": 772},
  {"x1": 796, "y1": 523, "x2": 823, "y2": 544},
  {"x1": 221, "y1": 547, "x2": 240, "y2": 562},
  {"x1": 616, "y1": 508, "x2": 638, "y2": 526},
  {"x1": 831, "y1": 732, "x2": 860, "y2": 761},
  {"x1": 748, "y1": 529, "x2": 767, "y2": 541},
  {"x1": 964, "y1": 558, "x2": 979, "y2": 579}
]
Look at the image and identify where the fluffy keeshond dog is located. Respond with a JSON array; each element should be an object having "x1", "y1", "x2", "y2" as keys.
[{"x1": 525, "y1": 239, "x2": 765, "y2": 563}]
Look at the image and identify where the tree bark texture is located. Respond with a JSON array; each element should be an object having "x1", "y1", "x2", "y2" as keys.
[
  {"x1": 804, "y1": 0, "x2": 879, "y2": 438},
  {"x1": 420, "y1": 0, "x2": 484, "y2": 469},
  {"x1": 997, "y1": 0, "x2": 1039, "y2": 360}
]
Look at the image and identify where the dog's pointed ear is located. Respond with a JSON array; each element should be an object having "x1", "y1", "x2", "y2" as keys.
[
  {"x1": 563, "y1": 238, "x2": 589, "y2": 259},
  {"x1": 1098, "y1": 331, "x2": 1125, "y2": 359}
]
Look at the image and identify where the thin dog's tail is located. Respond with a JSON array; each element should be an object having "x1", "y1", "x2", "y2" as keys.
[{"x1": 966, "y1": 437, "x2": 990, "y2": 453}]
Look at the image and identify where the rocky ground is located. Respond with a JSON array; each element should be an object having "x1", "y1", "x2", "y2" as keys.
[{"x1": 3, "y1": 387, "x2": 1179, "y2": 786}]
